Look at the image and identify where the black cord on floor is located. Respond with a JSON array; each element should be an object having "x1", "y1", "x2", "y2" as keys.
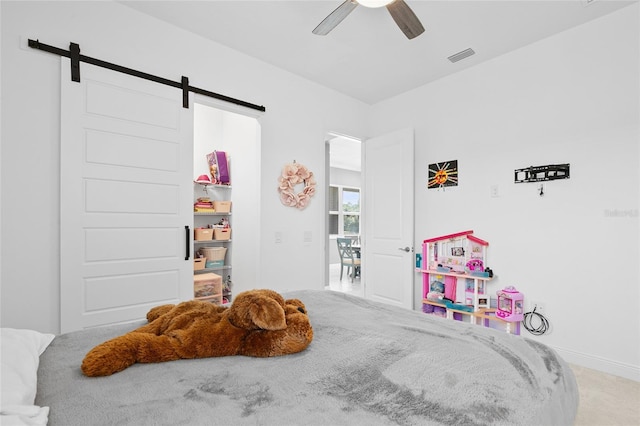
[{"x1": 523, "y1": 307, "x2": 550, "y2": 335}]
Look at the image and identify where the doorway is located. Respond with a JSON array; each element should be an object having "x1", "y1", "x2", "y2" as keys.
[
  {"x1": 193, "y1": 102, "x2": 261, "y2": 297},
  {"x1": 324, "y1": 128, "x2": 415, "y2": 311},
  {"x1": 325, "y1": 134, "x2": 363, "y2": 297}
]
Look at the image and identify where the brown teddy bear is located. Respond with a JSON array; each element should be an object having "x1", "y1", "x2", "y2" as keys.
[{"x1": 81, "y1": 289, "x2": 313, "y2": 377}]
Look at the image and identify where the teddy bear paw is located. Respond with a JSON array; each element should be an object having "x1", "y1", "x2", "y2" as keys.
[{"x1": 81, "y1": 338, "x2": 138, "y2": 377}]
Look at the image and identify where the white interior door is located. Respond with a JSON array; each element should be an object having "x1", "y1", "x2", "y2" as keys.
[
  {"x1": 363, "y1": 128, "x2": 414, "y2": 309},
  {"x1": 60, "y1": 58, "x2": 193, "y2": 333}
]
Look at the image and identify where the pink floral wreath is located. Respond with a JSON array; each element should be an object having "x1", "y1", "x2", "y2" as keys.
[{"x1": 278, "y1": 162, "x2": 316, "y2": 210}]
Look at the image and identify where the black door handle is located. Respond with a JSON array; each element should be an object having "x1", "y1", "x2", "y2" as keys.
[{"x1": 185, "y1": 226, "x2": 190, "y2": 260}]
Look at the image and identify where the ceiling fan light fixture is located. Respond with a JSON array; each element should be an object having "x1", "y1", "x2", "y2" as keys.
[
  {"x1": 357, "y1": 0, "x2": 394, "y2": 8},
  {"x1": 313, "y1": 0, "x2": 423, "y2": 39}
]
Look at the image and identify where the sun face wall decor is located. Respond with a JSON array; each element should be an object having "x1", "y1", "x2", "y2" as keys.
[
  {"x1": 277, "y1": 162, "x2": 316, "y2": 210},
  {"x1": 428, "y1": 160, "x2": 459, "y2": 189}
]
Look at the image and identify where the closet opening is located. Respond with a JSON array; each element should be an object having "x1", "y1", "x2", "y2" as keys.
[{"x1": 193, "y1": 102, "x2": 262, "y2": 301}]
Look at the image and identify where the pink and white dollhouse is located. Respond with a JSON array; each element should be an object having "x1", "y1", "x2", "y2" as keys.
[
  {"x1": 421, "y1": 230, "x2": 497, "y2": 319},
  {"x1": 420, "y1": 232, "x2": 524, "y2": 335},
  {"x1": 422, "y1": 230, "x2": 491, "y2": 310}
]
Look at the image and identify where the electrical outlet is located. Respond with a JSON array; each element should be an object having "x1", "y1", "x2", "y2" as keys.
[{"x1": 490, "y1": 185, "x2": 499, "y2": 198}]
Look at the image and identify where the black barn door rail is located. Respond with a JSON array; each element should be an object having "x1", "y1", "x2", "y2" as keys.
[{"x1": 28, "y1": 39, "x2": 266, "y2": 112}]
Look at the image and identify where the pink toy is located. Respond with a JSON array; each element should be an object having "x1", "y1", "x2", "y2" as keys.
[
  {"x1": 421, "y1": 231, "x2": 492, "y2": 315},
  {"x1": 496, "y1": 286, "x2": 524, "y2": 322},
  {"x1": 466, "y1": 259, "x2": 484, "y2": 272}
]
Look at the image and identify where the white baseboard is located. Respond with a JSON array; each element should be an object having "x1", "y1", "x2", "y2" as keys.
[{"x1": 551, "y1": 344, "x2": 640, "y2": 382}]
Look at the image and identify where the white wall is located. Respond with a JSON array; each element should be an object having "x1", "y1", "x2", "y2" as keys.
[
  {"x1": 330, "y1": 167, "x2": 362, "y2": 188},
  {"x1": 369, "y1": 5, "x2": 639, "y2": 380},
  {"x1": 0, "y1": 1, "x2": 368, "y2": 333}
]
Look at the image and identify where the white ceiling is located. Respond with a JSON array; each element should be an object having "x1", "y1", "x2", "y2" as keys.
[{"x1": 121, "y1": 0, "x2": 635, "y2": 105}]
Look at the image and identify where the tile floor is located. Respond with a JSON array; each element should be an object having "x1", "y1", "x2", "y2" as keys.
[{"x1": 326, "y1": 263, "x2": 363, "y2": 297}]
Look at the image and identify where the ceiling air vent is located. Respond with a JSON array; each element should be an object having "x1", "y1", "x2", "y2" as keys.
[{"x1": 448, "y1": 48, "x2": 475, "y2": 63}]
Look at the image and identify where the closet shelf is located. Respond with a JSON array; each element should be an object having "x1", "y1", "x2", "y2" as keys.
[
  {"x1": 194, "y1": 265, "x2": 232, "y2": 274},
  {"x1": 195, "y1": 182, "x2": 232, "y2": 189},
  {"x1": 194, "y1": 211, "x2": 232, "y2": 216}
]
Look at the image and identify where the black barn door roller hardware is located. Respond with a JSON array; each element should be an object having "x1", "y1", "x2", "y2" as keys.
[{"x1": 28, "y1": 39, "x2": 266, "y2": 112}]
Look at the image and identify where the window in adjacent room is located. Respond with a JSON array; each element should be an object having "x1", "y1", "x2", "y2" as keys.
[{"x1": 329, "y1": 185, "x2": 360, "y2": 236}]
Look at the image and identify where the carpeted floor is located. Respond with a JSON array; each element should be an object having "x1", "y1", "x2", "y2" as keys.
[{"x1": 571, "y1": 364, "x2": 640, "y2": 426}]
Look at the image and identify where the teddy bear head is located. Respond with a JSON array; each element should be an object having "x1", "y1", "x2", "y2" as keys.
[{"x1": 226, "y1": 289, "x2": 289, "y2": 331}]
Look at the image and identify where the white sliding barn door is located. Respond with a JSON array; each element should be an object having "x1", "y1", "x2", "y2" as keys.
[
  {"x1": 363, "y1": 128, "x2": 414, "y2": 309},
  {"x1": 60, "y1": 58, "x2": 193, "y2": 333}
]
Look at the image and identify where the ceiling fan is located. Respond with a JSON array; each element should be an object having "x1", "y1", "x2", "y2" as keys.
[{"x1": 312, "y1": 0, "x2": 425, "y2": 40}]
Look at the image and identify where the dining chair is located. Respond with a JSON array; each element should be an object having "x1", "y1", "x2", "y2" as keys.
[{"x1": 336, "y1": 238, "x2": 361, "y2": 282}]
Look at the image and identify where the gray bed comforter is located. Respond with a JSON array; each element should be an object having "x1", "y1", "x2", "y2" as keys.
[{"x1": 36, "y1": 290, "x2": 578, "y2": 425}]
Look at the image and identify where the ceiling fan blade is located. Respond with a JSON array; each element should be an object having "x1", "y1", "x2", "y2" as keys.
[
  {"x1": 386, "y1": 0, "x2": 425, "y2": 40},
  {"x1": 312, "y1": 0, "x2": 359, "y2": 36}
]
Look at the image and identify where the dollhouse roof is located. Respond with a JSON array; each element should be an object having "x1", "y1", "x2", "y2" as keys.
[{"x1": 423, "y1": 230, "x2": 489, "y2": 246}]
